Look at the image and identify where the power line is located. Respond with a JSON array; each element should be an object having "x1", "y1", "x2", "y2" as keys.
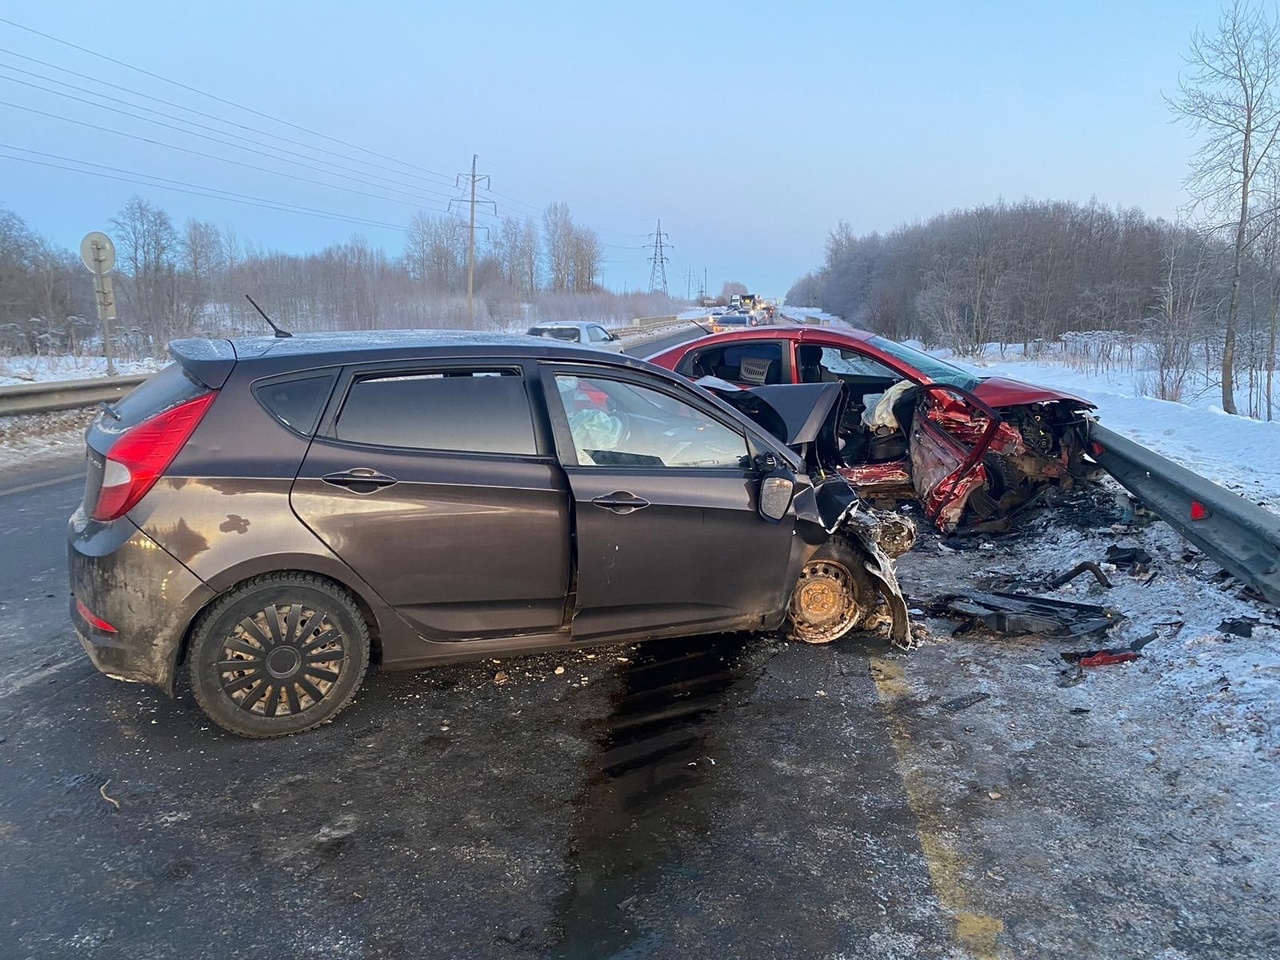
[
  {"x1": 0, "y1": 98, "x2": 463, "y2": 216},
  {"x1": 0, "y1": 144, "x2": 408, "y2": 231},
  {"x1": 0, "y1": 15, "x2": 459, "y2": 185},
  {"x1": 0, "y1": 73, "x2": 457, "y2": 207},
  {"x1": 0, "y1": 46, "x2": 457, "y2": 191}
]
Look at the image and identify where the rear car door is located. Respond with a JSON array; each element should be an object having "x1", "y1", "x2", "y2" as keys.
[
  {"x1": 289, "y1": 362, "x2": 571, "y2": 640},
  {"x1": 541, "y1": 365, "x2": 796, "y2": 639}
]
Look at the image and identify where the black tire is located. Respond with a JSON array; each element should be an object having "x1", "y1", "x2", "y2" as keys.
[
  {"x1": 188, "y1": 573, "x2": 370, "y2": 738},
  {"x1": 786, "y1": 541, "x2": 878, "y2": 645}
]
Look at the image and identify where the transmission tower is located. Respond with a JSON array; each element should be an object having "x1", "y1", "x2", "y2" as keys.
[
  {"x1": 448, "y1": 154, "x2": 495, "y2": 328},
  {"x1": 647, "y1": 219, "x2": 670, "y2": 295}
]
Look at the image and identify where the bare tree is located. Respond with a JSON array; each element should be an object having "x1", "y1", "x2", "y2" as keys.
[
  {"x1": 570, "y1": 225, "x2": 602, "y2": 293},
  {"x1": 543, "y1": 202, "x2": 574, "y2": 293},
  {"x1": 111, "y1": 196, "x2": 179, "y2": 343},
  {"x1": 1170, "y1": 0, "x2": 1280, "y2": 413}
]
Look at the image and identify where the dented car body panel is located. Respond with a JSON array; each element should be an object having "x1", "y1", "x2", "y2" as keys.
[
  {"x1": 649, "y1": 326, "x2": 1096, "y2": 531},
  {"x1": 70, "y1": 332, "x2": 915, "y2": 698}
]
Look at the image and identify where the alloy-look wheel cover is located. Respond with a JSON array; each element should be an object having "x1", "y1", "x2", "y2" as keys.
[{"x1": 216, "y1": 602, "x2": 347, "y2": 717}]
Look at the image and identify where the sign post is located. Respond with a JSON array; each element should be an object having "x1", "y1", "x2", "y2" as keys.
[{"x1": 79, "y1": 231, "x2": 118, "y2": 377}]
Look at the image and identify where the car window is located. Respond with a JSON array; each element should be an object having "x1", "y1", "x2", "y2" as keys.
[
  {"x1": 687, "y1": 342, "x2": 783, "y2": 384},
  {"x1": 529, "y1": 326, "x2": 580, "y2": 342},
  {"x1": 866, "y1": 336, "x2": 982, "y2": 391},
  {"x1": 255, "y1": 374, "x2": 336, "y2": 436},
  {"x1": 554, "y1": 375, "x2": 747, "y2": 469},
  {"x1": 588, "y1": 326, "x2": 609, "y2": 342},
  {"x1": 335, "y1": 368, "x2": 536, "y2": 455},
  {"x1": 818, "y1": 347, "x2": 900, "y2": 379}
]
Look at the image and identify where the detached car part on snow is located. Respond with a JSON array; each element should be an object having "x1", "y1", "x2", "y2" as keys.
[{"x1": 69, "y1": 333, "x2": 914, "y2": 739}]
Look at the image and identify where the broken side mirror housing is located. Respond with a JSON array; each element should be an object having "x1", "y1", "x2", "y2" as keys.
[
  {"x1": 753, "y1": 451, "x2": 779, "y2": 473},
  {"x1": 758, "y1": 471, "x2": 795, "y2": 523}
]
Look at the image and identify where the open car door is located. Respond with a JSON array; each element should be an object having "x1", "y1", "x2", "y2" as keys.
[{"x1": 901, "y1": 383, "x2": 1011, "y2": 531}]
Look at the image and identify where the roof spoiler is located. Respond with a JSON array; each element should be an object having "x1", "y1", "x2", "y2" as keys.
[{"x1": 168, "y1": 338, "x2": 237, "y2": 390}]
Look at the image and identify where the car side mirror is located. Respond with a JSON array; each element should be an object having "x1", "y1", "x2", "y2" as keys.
[{"x1": 758, "y1": 471, "x2": 794, "y2": 523}]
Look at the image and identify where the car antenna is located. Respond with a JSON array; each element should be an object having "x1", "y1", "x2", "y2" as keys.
[{"x1": 245, "y1": 294, "x2": 293, "y2": 338}]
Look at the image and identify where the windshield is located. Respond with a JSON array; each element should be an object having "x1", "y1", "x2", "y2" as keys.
[
  {"x1": 867, "y1": 336, "x2": 982, "y2": 391},
  {"x1": 529, "y1": 326, "x2": 580, "y2": 341}
]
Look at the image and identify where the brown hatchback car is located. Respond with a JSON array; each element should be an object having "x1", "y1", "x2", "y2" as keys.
[{"x1": 69, "y1": 332, "x2": 910, "y2": 737}]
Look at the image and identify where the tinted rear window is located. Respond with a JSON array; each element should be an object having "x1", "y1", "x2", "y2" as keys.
[
  {"x1": 254, "y1": 374, "x2": 336, "y2": 436},
  {"x1": 529, "y1": 326, "x2": 581, "y2": 341},
  {"x1": 334, "y1": 369, "x2": 537, "y2": 455}
]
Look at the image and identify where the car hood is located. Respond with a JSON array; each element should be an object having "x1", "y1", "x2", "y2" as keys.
[
  {"x1": 972, "y1": 375, "x2": 1094, "y2": 409},
  {"x1": 696, "y1": 377, "x2": 843, "y2": 446}
]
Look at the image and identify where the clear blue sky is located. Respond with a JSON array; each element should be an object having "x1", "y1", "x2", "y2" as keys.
[{"x1": 0, "y1": 1, "x2": 1217, "y2": 298}]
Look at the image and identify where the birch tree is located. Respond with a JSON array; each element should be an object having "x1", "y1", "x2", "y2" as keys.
[{"x1": 1169, "y1": 0, "x2": 1280, "y2": 413}]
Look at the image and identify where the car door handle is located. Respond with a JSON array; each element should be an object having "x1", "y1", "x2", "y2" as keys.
[
  {"x1": 591, "y1": 492, "x2": 651, "y2": 514},
  {"x1": 321, "y1": 468, "x2": 399, "y2": 493}
]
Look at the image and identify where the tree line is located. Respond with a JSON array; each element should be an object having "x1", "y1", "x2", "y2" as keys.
[{"x1": 0, "y1": 195, "x2": 674, "y2": 359}]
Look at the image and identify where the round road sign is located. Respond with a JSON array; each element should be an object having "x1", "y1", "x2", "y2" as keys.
[{"x1": 80, "y1": 231, "x2": 116, "y2": 274}]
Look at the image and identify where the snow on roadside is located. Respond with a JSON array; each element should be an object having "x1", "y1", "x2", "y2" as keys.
[{"x1": 0, "y1": 354, "x2": 165, "y2": 387}]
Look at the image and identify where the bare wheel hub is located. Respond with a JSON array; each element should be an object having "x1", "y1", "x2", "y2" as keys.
[{"x1": 790, "y1": 559, "x2": 860, "y2": 644}]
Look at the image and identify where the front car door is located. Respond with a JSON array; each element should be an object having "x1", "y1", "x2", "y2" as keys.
[
  {"x1": 540, "y1": 364, "x2": 796, "y2": 640},
  {"x1": 290, "y1": 361, "x2": 571, "y2": 641}
]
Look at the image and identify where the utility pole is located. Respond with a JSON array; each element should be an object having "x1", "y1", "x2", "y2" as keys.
[
  {"x1": 450, "y1": 154, "x2": 495, "y2": 328},
  {"x1": 647, "y1": 219, "x2": 670, "y2": 296}
]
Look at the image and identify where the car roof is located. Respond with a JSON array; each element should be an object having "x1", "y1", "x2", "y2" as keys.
[
  {"x1": 687, "y1": 325, "x2": 876, "y2": 345},
  {"x1": 169, "y1": 329, "x2": 647, "y2": 387},
  {"x1": 527, "y1": 320, "x2": 598, "y2": 329}
]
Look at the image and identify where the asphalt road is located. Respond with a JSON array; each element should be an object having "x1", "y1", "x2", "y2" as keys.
[{"x1": 2, "y1": 370, "x2": 1277, "y2": 958}]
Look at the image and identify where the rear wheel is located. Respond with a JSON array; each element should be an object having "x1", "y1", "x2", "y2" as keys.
[
  {"x1": 786, "y1": 542, "x2": 878, "y2": 645},
  {"x1": 188, "y1": 573, "x2": 370, "y2": 738}
]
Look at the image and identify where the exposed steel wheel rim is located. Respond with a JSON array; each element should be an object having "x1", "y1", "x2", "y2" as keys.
[
  {"x1": 216, "y1": 602, "x2": 347, "y2": 717},
  {"x1": 791, "y1": 559, "x2": 859, "y2": 644}
]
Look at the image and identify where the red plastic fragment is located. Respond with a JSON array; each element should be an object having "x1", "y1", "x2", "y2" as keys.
[{"x1": 1078, "y1": 650, "x2": 1139, "y2": 668}]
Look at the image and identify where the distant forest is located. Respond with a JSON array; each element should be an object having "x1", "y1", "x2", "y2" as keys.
[
  {"x1": 786, "y1": 199, "x2": 1280, "y2": 418},
  {"x1": 0, "y1": 196, "x2": 680, "y2": 359}
]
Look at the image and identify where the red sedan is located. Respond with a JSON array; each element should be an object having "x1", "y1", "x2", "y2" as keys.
[{"x1": 647, "y1": 326, "x2": 1096, "y2": 531}]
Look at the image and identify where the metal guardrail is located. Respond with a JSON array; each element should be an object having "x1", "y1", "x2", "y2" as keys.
[
  {"x1": 0, "y1": 375, "x2": 150, "y2": 417},
  {"x1": 1089, "y1": 422, "x2": 1280, "y2": 604}
]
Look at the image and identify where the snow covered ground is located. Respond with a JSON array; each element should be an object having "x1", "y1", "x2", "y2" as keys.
[{"x1": 0, "y1": 354, "x2": 164, "y2": 387}]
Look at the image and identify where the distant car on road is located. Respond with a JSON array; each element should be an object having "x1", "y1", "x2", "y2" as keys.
[
  {"x1": 526, "y1": 321, "x2": 623, "y2": 353},
  {"x1": 648, "y1": 325, "x2": 1096, "y2": 530},
  {"x1": 709, "y1": 312, "x2": 757, "y2": 334},
  {"x1": 69, "y1": 332, "x2": 910, "y2": 738}
]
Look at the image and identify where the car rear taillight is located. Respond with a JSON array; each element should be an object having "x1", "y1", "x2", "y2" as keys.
[{"x1": 91, "y1": 392, "x2": 217, "y2": 521}]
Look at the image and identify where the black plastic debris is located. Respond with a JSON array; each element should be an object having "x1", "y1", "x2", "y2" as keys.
[
  {"x1": 1049, "y1": 561, "x2": 1113, "y2": 589},
  {"x1": 1106, "y1": 545, "x2": 1153, "y2": 568},
  {"x1": 1218, "y1": 617, "x2": 1257, "y2": 638},
  {"x1": 935, "y1": 591, "x2": 1121, "y2": 637},
  {"x1": 940, "y1": 692, "x2": 990, "y2": 713}
]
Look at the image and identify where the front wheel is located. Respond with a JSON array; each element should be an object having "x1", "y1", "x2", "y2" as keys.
[
  {"x1": 786, "y1": 542, "x2": 878, "y2": 645},
  {"x1": 188, "y1": 573, "x2": 371, "y2": 738}
]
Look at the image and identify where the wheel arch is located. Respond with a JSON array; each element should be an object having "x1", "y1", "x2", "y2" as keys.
[{"x1": 171, "y1": 556, "x2": 389, "y2": 678}]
